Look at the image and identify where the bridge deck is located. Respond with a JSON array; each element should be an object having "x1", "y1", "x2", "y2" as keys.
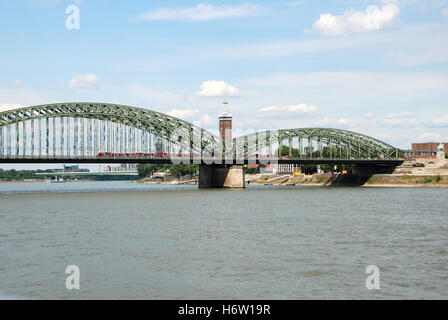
[{"x1": 0, "y1": 156, "x2": 404, "y2": 166}]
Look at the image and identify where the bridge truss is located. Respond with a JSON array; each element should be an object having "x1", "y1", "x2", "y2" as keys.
[
  {"x1": 0, "y1": 103, "x2": 403, "y2": 163},
  {"x1": 229, "y1": 128, "x2": 402, "y2": 160},
  {"x1": 0, "y1": 103, "x2": 217, "y2": 160}
]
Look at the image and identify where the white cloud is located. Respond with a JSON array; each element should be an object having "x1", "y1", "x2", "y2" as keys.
[
  {"x1": 167, "y1": 108, "x2": 199, "y2": 118},
  {"x1": 258, "y1": 104, "x2": 318, "y2": 116},
  {"x1": 246, "y1": 72, "x2": 448, "y2": 100},
  {"x1": 201, "y1": 114, "x2": 214, "y2": 125},
  {"x1": 442, "y1": 7, "x2": 448, "y2": 17},
  {"x1": 137, "y1": 2, "x2": 259, "y2": 22},
  {"x1": 383, "y1": 112, "x2": 417, "y2": 126},
  {"x1": 197, "y1": 80, "x2": 240, "y2": 97},
  {"x1": 161, "y1": 23, "x2": 447, "y2": 68},
  {"x1": 0, "y1": 103, "x2": 23, "y2": 113},
  {"x1": 336, "y1": 118, "x2": 354, "y2": 125},
  {"x1": 385, "y1": 111, "x2": 414, "y2": 118},
  {"x1": 314, "y1": 117, "x2": 333, "y2": 127},
  {"x1": 69, "y1": 74, "x2": 99, "y2": 89},
  {"x1": 418, "y1": 132, "x2": 444, "y2": 141},
  {"x1": 379, "y1": 0, "x2": 416, "y2": 4},
  {"x1": 365, "y1": 111, "x2": 374, "y2": 118},
  {"x1": 429, "y1": 115, "x2": 448, "y2": 127},
  {"x1": 312, "y1": 3, "x2": 400, "y2": 36},
  {"x1": 313, "y1": 117, "x2": 356, "y2": 127},
  {"x1": 12, "y1": 80, "x2": 22, "y2": 88},
  {"x1": 128, "y1": 84, "x2": 190, "y2": 109}
]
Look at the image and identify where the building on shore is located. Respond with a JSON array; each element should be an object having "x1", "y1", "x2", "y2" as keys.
[
  {"x1": 410, "y1": 142, "x2": 448, "y2": 158},
  {"x1": 47, "y1": 165, "x2": 89, "y2": 173},
  {"x1": 103, "y1": 164, "x2": 137, "y2": 172},
  {"x1": 259, "y1": 164, "x2": 301, "y2": 175}
]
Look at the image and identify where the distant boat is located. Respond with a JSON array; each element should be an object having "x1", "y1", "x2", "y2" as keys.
[{"x1": 46, "y1": 177, "x2": 66, "y2": 183}]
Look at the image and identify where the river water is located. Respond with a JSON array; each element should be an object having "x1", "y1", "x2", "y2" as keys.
[{"x1": 0, "y1": 181, "x2": 447, "y2": 299}]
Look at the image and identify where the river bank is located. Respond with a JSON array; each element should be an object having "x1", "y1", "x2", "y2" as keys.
[
  {"x1": 135, "y1": 176, "x2": 198, "y2": 185},
  {"x1": 247, "y1": 173, "x2": 448, "y2": 188},
  {"x1": 4, "y1": 174, "x2": 448, "y2": 188}
]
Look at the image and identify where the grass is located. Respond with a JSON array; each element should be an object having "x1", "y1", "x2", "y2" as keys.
[
  {"x1": 424, "y1": 177, "x2": 434, "y2": 184},
  {"x1": 316, "y1": 176, "x2": 328, "y2": 183},
  {"x1": 397, "y1": 175, "x2": 418, "y2": 181},
  {"x1": 366, "y1": 176, "x2": 376, "y2": 184}
]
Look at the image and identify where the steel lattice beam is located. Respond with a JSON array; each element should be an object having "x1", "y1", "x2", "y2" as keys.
[
  {"x1": 0, "y1": 103, "x2": 403, "y2": 160},
  {"x1": 0, "y1": 103, "x2": 218, "y2": 153}
]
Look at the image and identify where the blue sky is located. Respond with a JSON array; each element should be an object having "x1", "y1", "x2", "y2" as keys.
[{"x1": 1, "y1": 0, "x2": 448, "y2": 158}]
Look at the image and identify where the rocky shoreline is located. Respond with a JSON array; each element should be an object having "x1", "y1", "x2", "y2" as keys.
[{"x1": 247, "y1": 174, "x2": 448, "y2": 188}]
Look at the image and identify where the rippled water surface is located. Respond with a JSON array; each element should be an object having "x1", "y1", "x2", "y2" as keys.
[{"x1": 0, "y1": 181, "x2": 447, "y2": 299}]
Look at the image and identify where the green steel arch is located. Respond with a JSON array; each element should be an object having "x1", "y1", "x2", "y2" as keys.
[
  {"x1": 0, "y1": 103, "x2": 402, "y2": 160},
  {"x1": 0, "y1": 102, "x2": 218, "y2": 152},
  {"x1": 231, "y1": 128, "x2": 402, "y2": 160}
]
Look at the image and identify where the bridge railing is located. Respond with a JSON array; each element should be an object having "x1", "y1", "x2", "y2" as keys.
[{"x1": 0, "y1": 153, "x2": 405, "y2": 163}]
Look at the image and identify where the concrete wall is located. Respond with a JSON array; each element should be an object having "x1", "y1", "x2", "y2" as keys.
[
  {"x1": 394, "y1": 158, "x2": 448, "y2": 175},
  {"x1": 199, "y1": 165, "x2": 245, "y2": 188}
]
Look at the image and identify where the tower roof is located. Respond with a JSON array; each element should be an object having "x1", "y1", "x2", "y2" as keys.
[
  {"x1": 219, "y1": 98, "x2": 232, "y2": 117},
  {"x1": 219, "y1": 111, "x2": 232, "y2": 117}
]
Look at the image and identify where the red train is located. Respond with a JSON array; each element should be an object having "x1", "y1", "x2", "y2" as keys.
[
  {"x1": 97, "y1": 153, "x2": 291, "y2": 159},
  {"x1": 97, "y1": 152, "x2": 171, "y2": 157},
  {"x1": 97, "y1": 153, "x2": 202, "y2": 158}
]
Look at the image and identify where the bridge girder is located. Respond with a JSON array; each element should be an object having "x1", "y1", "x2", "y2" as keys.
[
  {"x1": 231, "y1": 128, "x2": 402, "y2": 160},
  {"x1": 0, "y1": 103, "x2": 402, "y2": 160},
  {"x1": 0, "y1": 103, "x2": 218, "y2": 152}
]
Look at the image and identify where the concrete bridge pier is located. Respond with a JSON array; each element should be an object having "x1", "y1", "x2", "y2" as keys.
[{"x1": 199, "y1": 165, "x2": 245, "y2": 189}]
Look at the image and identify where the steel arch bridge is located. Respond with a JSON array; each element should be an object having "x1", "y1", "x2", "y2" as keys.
[
  {"x1": 0, "y1": 102, "x2": 403, "y2": 165},
  {"x1": 229, "y1": 128, "x2": 401, "y2": 160},
  {"x1": 0, "y1": 102, "x2": 217, "y2": 162}
]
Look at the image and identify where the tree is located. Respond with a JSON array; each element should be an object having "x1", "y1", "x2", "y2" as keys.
[
  {"x1": 276, "y1": 145, "x2": 300, "y2": 158},
  {"x1": 0, "y1": 169, "x2": 39, "y2": 181},
  {"x1": 137, "y1": 163, "x2": 198, "y2": 178},
  {"x1": 137, "y1": 164, "x2": 166, "y2": 178},
  {"x1": 246, "y1": 166, "x2": 259, "y2": 174},
  {"x1": 169, "y1": 164, "x2": 198, "y2": 178}
]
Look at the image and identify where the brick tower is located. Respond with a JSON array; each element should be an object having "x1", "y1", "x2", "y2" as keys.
[{"x1": 219, "y1": 99, "x2": 232, "y2": 141}]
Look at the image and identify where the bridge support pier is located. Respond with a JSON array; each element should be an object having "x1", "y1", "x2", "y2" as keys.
[{"x1": 199, "y1": 165, "x2": 245, "y2": 189}]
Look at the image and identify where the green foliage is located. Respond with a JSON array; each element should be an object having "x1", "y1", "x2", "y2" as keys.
[
  {"x1": 316, "y1": 176, "x2": 327, "y2": 183},
  {"x1": 313, "y1": 146, "x2": 344, "y2": 158},
  {"x1": 398, "y1": 175, "x2": 417, "y2": 180},
  {"x1": 424, "y1": 177, "x2": 433, "y2": 184},
  {"x1": 246, "y1": 167, "x2": 259, "y2": 174},
  {"x1": 367, "y1": 176, "x2": 376, "y2": 184},
  {"x1": 299, "y1": 163, "x2": 354, "y2": 174},
  {"x1": 136, "y1": 164, "x2": 198, "y2": 178},
  {"x1": 137, "y1": 164, "x2": 166, "y2": 178},
  {"x1": 0, "y1": 169, "x2": 40, "y2": 181},
  {"x1": 168, "y1": 164, "x2": 198, "y2": 177},
  {"x1": 276, "y1": 145, "x2": 300, "y2": 157}
]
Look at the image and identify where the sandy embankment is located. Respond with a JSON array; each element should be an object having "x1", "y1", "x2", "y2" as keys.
[{"x1": 246, "y1": 174, "x2": 448, "y2": 188}]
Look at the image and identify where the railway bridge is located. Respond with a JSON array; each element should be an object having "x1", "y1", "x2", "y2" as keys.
[{"x1": 0, "y1": 103, "x2": 404, "y2": 187}]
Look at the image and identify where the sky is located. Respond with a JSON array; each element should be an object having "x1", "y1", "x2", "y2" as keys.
[{"x1": 1, "y1": 0, "x2": 448, "y2": 170}]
